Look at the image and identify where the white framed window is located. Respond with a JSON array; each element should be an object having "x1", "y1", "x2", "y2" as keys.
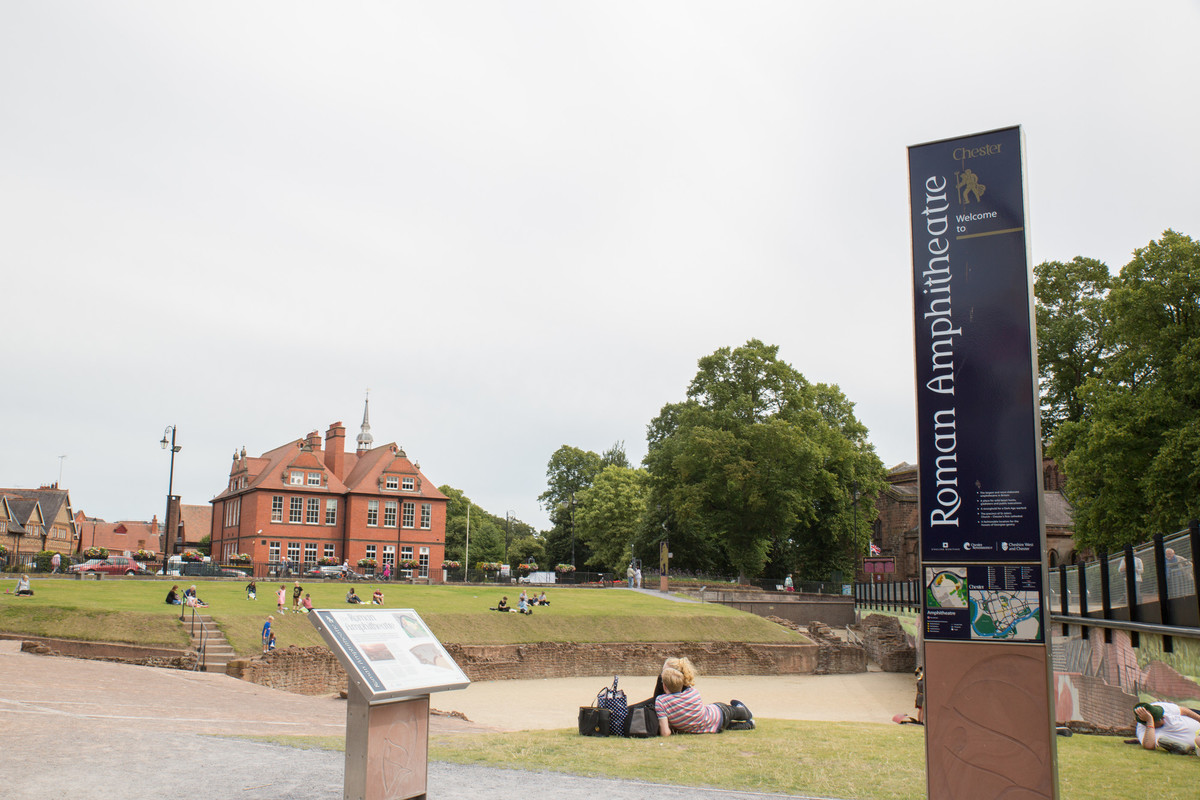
[
  {"x1": 366, "y1": 544, "x2": 377, "y2": 561},
  {"x1": 367, "y1": 500, "x2": 379, "y2": 526},
  {"x1": 419, "y1": 547, "x2": 429, "y2": 577},
  {"x1": 306, "y1": 498, "x2": 320, "y2": 524},
  {"x1": 384, "y1": 501, "x2": 397, "y2": 527},
  {"x1": 325, "y1": 499, "x2": 337, "y2": 526},
  {"x1": 383, "y1": 545, "x2": 395, "y2": 567},
  {"x1": 289, "y1": 497, "x2": 303, "y2": 523},
  {"x1": 304, "y1": 543, "x2": 317, "y2": 564},
  {"x1": 385, "y1": 476, "x2": 399, "y2": 490},
  {"x1": 402, "y1": 502, "x2": 415, "y2": 528},
  {"x1": 287, "y1": 542, "x2": 301, "y2": 563},
  {"x1": 323, "y1": 543, "x2": 335, "y2": 559},
  {"x1": 401, "y1": 546, "x2": 413, "y2": 561},
  {"x1": 224, "y1": 497, "x2": 240, "y2": 527},
  {"x1": 307, "y1": 472, "x2": 322, "y2": 486},
  {"x1": 290, "y1": 471, "x2": 304, "y2": 485},
  {"x1": 271, "y1": 495, "x2": 283, "y2": 523},
  {"x1": 402, "y1": 477, "x2": 414, "y2": 491},
  {"x1": 420, "y1": 503, "x2": 432, "y2": 530},
  {"x1": 269, "y1": 541, "x2": 281, "y2": 563}
]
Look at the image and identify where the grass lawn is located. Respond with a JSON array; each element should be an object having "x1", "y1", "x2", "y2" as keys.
[
  {"x1": 0, "y1": 576, "x2": 805, "y2": 656},
  {"x1": 248, "y1": 721, "x2": 1196, "y2": 800}
]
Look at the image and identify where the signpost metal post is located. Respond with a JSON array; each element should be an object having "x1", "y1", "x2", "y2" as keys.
[{"x1": 908, "y1": 126, "x2": 1058, "y2": 800}]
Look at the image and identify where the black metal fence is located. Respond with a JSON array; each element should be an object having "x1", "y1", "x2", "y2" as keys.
[{"x1": 854, "y1": 579, "x2": 922, "y2": 613}]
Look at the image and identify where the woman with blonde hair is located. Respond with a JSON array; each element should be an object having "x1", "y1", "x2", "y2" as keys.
[{"x1": 654, "y1": 658, "x2": 754, "y2": 736}]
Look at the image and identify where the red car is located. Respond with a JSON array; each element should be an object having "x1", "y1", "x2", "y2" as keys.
[{"x1": 70, "y1": 556, "x2": 147, "y2": 576}]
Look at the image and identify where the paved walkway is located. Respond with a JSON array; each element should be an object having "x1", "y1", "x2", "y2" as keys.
[{"x1": 0, "y1": 636, "x2": 915, "y2": 799}]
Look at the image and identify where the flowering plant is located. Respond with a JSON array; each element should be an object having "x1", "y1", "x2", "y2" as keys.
[
  {"x1": 0, "y1": 544, "x2": 7, "y2": 557},
  {"x1": 397, "y1": 558, "x2": 418, "y2": 569},
  {"x1": 441, "y1": 560, "x2": 461, "y2": 569},
  {"x1": 133, "y1": 549, "x2": 156, "y2": 561},
  {"x1": 229, "y1": 553, "x2": 251, "y2": 564},
  {"x1": 181, "y1": 549, "x2": 204, "y2": 562},
  {"x1": 83, "y1": 547, "x2": 109, "y2": 559},
  {"x1": 318, "y1": 556, "x2": 340, "y2": 566},
  {"x1": 518, "y1": 563, "x2": 537, "y2": 572},
  {"x1": 555, "y1": 564, "x2": 576, "y2": 573},
  {"x1": 477, "y1": 562, "x2": 502, "y2": 571},
  {"x1": 357, "y1": 558, "x2": 377, "y2": 568}
]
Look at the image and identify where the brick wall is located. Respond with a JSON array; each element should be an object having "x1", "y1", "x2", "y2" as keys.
[
  {"x1": 853, "y1": 614, "x2": 917, "y2": 673},
  {"x1": 226, "y1": 639, "x2": 846, "y2": 694}
]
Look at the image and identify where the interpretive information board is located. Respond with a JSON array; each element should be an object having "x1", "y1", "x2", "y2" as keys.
[
  {"x1": 311, "y1": 608, "x2": 470, "y2": 702},
  {"x1": 909, "y1": 126, "x2": 1058, "y2": 800},
  {"x1": 925, "y1": 564, "x2": 1043, "y2": 642}
]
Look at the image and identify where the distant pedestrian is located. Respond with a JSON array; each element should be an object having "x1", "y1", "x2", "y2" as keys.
[
  {"x1": 50, "y1": 553, "x2": 61, "y2": 574},
  {"x1": 262, "y1": 615, "x2": 273, "y2": 653},
  {"x1": 636, "y1": 567, "x2": 642, "y2": 589},
  {"x1": 276, "y1": 584, "x2": 287, "y2": 613},
  {"x1": 246, "y1": 580, "x2": 257, "y2": 600},
  {"x1": 627, "y1": 564, "x2": 635, "y2": 588}
]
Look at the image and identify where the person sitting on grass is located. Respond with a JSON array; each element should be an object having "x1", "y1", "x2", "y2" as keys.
[
  {"x1": 537, "y1": 591, "x2": 549, "y2": 606},
  {"x1": 183, "y1": 585, "x2": 207, "y2": 608},
  {"x1": 517, "y1": 595, "x2": 532, "y2": 615},
  {"x1": 372, "y1": 589, "x2": 384, "y2": 605},
  {"x1": 654, "y1": 658, "x2": 753, "y2": 736},
  {"x1": 490, "y1": 596, "x2": 510, "y2": 612},
  {"x1": 14, "y1": 574, "x2": 34, "y2": 597},
  {"x1": 346, "y1": 587, "x2": 363, "y2": 604},
  {"x1": 165, "y1": 584, "x2": 182, "y2": 605},
  {"x1": 301, "y1": 593, "x2": 313, "y2": 613},
  {"x1": 1134, "y1": 701, "x2": 1200, "y2": 754}
]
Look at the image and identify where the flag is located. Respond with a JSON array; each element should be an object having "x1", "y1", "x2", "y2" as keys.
[{"x1": 869, "y1": 543, "x2": 881, "y2": 556}]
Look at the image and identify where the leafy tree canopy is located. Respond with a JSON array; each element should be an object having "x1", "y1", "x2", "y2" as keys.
[
  {"x1": 644, "y1": 340, "x2": 884, "y2": 581},
  {"x1": 574, "y1": 465, "x2": 650, "y2": 572},
  {"x1": 1051, "y1": 231, "x2": 1200, "y2": 551}
]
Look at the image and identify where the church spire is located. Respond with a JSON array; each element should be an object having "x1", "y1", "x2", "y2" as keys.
[{"x1": 356, "y1": 391, "x2": 374, "y2": 453}]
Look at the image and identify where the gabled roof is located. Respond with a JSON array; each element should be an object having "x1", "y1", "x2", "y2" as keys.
[
  {"x1": 1, "y1": 497, "x2": 25, "y2": 534},
  {"x1": 343, "y1": 444, "x2": 448, "y2": 500},
  {"x1": 7, "y1": 498, "x2": 43, "y2": 530},
  {"x1": 0, "y1": 487, "x2": 72, "y2": 529},
  {"x1": 214, "y1": 439, "x2": 350, "y2": 501}
]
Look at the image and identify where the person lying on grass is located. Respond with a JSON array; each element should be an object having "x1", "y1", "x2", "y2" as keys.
[{"x1": 654, "y1": 657, "x2": 754, "y2": 735}]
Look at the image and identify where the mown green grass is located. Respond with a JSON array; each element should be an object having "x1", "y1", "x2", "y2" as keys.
[
  {"x1": 0, "y1": 577, "x2": 803, "y2": 656},
  {"x1": 245, "y1": 721, "x2": 1194, "y2": 800}
]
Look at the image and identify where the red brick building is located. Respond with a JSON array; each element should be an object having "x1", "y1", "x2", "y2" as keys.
[{"x1": 209, "y1": 409, "x2": 447, "y2": 580}]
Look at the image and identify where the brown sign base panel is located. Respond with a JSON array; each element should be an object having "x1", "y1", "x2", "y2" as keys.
[{"x1": 924, "y1": 641, "x2": 1058, "y2": 800}]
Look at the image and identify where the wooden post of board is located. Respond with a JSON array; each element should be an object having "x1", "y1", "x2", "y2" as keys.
[{"x1": 344, "y1": 684, "x2": 430, "y2": 800}]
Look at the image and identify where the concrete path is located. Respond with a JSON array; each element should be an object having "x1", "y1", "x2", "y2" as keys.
[{"x1": 0, "y1": 639, "x2": 916, "y2": 798}]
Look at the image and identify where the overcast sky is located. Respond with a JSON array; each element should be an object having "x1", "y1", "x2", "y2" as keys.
[{"x1": 3, "y1": 2, "x2": 1198, "y2": 532}]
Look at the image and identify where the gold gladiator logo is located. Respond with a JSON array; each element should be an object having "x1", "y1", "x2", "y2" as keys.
[{"x1": 955, "y1": 168, "x2": 985, "y2": 205}]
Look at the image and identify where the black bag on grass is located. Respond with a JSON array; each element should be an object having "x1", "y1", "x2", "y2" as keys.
[{"x1": 578, "y1": 704, "x2": 611, "y2": 736}]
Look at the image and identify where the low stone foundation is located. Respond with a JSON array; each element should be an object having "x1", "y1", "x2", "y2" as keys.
[
  {"x1": 853, "y1": 614, "x2": 916, "y2": 673},
  {"x1": 221, "y1": 637, "x2": 852, "y2": 695},
  {"x1": 9, "y1": 634, "x2": 196, "y2": 670}
]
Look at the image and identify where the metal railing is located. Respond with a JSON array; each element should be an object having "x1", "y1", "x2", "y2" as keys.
[{"x1": 854, "y1": 579, "x2": 921, "y2": 613}]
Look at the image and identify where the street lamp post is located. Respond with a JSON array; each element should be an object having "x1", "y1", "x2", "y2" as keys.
[{"x1": 160, "y1": 426, "x2": 181, "y2": 572}]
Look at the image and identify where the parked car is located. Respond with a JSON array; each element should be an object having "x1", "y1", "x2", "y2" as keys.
[
  {"x1": 70, "y1": 556, "x2": 147, "y2": 576},
  {"x1": 304, "y1": 565, "x2": 368, "y2": 580}
]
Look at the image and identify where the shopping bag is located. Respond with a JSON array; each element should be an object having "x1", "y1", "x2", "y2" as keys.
[
  {"x1": 597, "y1": 676, "x2": 628, "y2": 733},
  {"x1": 578, "y1": 704, "x2": 611, "y2": 736}
]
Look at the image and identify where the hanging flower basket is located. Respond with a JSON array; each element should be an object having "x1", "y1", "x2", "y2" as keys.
[
  {"x1": 83, "y1": 547, "x2": 109, "y2": 560},
  {"x1": 229, "y1": 554, "x2": 252, "y2": 564},
  {"x1": 441, "y1": 560, "x2": 461, "y2": 570},
  {"x1": 318, "y1": 556, "x2": 339, "y2": 566},
  {"x1": 555, "y1": 564, "x2": 575, "y2": 573},
  {"x1": 0, "y1": 544, "x2": 8, "y2": 557},
  {"x1": 477, "y1": 562, "x2": 502, "y2": 572},
  {"x1": 133, "y1": 549, "x2": 156, "y2": 562},
  {"x1": 357, "y1": 558, "x2": 377, "y2": 569},
  {"x1": 397, "y1": 559, "x2": 418, "y2": 570},
  {"x1": 181, "y1": 549, "x2": 204, "y2": 563}
]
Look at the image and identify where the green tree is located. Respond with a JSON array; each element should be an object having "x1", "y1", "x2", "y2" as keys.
[
  {"x1": 439, "y1": 485, "x2": 504, "y2": 565},
  {"x1": 1034, "y1": 256, "x2": 1111, "y2": 443},
  {"x1": 574, "y1": 465, "x2": 650, "y2": 572},
  {"x1": 644, "y1": 340, "x2": 884, "y2": 581},
  {"x1": 1054, "y1": 231, "x2": 1200, "y2": 551}
]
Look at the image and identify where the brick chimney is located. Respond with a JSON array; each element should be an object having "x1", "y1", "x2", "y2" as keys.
[
  {"x1": 307, "y1": 430, "x2": 322, "y2": 451},
  {"x1": 325, "y1": 422, "x2": 346, "y2": 480}
]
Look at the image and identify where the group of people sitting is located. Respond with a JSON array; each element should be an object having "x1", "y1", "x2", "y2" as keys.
[
  {"x1": 164, "y1": 584, "x2": 207, "y2": 607},
  {"x1": 491, "y1": 590, "x2": 548, "y2": 614}
]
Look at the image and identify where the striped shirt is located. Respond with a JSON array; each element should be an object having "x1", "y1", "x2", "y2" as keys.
[{"x1": 654, "y1": 687, "x2": 722, "y2": 734}]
